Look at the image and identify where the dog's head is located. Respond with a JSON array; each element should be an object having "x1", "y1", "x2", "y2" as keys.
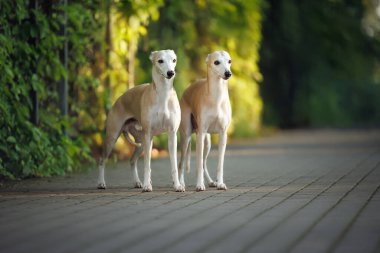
[
  {"x1": 206, "y1": 51, "x2": 232, "y2": 80},
  {"x1": 150, "y1": 49, "x2": 177, "y2": 79}
]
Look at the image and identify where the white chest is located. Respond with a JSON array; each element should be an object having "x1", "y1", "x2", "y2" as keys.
[
  {"x1": 148, "y1": 106, "x2": 166, "y2": 134},
  {"x1": 203, "y1": 104, "x2": 231, "y2": 133},
  {"x1": 149, "y1": 102, "x2": 180, "y2": 135}
]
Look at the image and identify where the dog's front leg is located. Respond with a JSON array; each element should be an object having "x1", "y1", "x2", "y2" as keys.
[
  {"x1": 204, "y1": 134, "x2": 216, "y2": 187},
  {"x1": 142, "y1": 132, "x2": 153, "y2": 192},
  {"x1": 216, "y1": 131, "x2": 228, "y2": 190},
  {"x1": 168, "y1": 131, "x2": 185, "y2": 192},
  {"x1": 196, "y1": 131, "x2": 206, "y2": 191}
]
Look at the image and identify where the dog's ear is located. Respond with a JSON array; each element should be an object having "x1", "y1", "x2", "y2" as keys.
[
  {"x1": 149, "y1": 51, "x2": 156, "y2": 62},
  {"x1": 205, "y1": 54, "x2": 210, "y2": 64}
]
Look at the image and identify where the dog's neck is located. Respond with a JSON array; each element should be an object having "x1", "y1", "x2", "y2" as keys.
[
  {"x1": 152, "y1": 67, "x2": 174, "y2": 95},
  {"x1": 206, "y1": 67, "x2": 229, "y2": 103}
]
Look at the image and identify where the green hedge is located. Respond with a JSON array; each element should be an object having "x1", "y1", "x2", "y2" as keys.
[{"x1": 0, "y1": 0, "x2": 101, "y2": 179}]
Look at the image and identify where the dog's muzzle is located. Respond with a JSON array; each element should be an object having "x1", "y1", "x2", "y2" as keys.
[
  {"x1": 224, "y1": 71, "x2": 232, "y2": 80},
  {"x1": 166, "y1": 70, "x2": 175, "y2": 79}
]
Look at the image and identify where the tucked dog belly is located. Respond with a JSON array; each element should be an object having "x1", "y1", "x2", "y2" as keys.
[
  {"x1": 207, "y1": 124, "x2": 219, "y2": 133},
  {"x1": 206, "y1": 115, "x2": 230, "y2": 133},
  {"x1": 207, "y1": 121, "x2": 223, "y2": 133}
]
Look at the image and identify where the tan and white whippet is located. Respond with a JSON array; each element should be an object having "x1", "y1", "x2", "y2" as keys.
[
  {"x1": 97, "y1": 49, "x2": 184, "y2": 192},
  {"x1": 179, "y1": 50, "x2": 232, "y2": 191}
]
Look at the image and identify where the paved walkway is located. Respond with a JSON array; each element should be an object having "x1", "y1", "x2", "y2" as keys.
[{"x1": 1, "y1": 130, "x2": 380, "y2": 253}]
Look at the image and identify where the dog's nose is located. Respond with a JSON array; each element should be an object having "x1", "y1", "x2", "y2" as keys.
[
  {"x1": 224, "y1": 71, "x2": 232, "y2": 79},
  {"x1": 167, "y1": 70, "x2": 175, "y2": 78}
]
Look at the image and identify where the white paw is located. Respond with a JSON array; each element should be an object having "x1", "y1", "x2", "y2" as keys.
[
  {"x1": 180, "y1": 180, "x2": 186, "y2": 188},
  {"x1": 97, "y1": 182, "x2": 106, "y2": 189},
  {"x1": 208, "y1": 181, "x2": 217, "y2": 187},
  {"x1": 174, "y1": 184, "x2": 185, "y2": 192},
  {"x1": 134, "y1": 181, "x2": 143, "y2": 188},
  {"x1": 217, "y1": 183, "x2": 227, "y2": 190},
  {"x1": 142, "y1": 184, "x2": 153, "y2": 192},
  {"x1": 196, "y1": 184, "x2": 206, "y2": 192}
]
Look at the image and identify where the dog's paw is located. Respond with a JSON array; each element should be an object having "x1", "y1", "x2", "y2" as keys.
[
  {"x1": 208, "y1": 181, "x2": 217, "y2": 187},
  {"x1": 217, "y1": 183, "x2": 228, "y2": 190},
  {"x1": 97, "y1": 182, "x2": 106, "y2": 189},
  {"x1": 180, "y1": 180, "x2": 186, "y2": 188},
  {"x1": 134, "y1": 181, "x2": 143, "y2": 188},
  {"x1": 174, "y1": 184, "x2": 185, "y2": 192},
  {"x1": 196, "y1": 184, "x2": 206, "y2": 192},
  {"x1": 142, "y1": 184, "x2": 153, "y2": 192}
]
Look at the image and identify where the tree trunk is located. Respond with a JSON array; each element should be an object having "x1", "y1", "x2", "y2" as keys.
[
  {"x1": 29, "y1": 0, "x2": 39, "y2": 125},
  {"x1": 104, "y1": 0, "x2": 112, "y2": 113},
  {"x1": 58, "y1": 0, "x2": 68, "y2": 124}
]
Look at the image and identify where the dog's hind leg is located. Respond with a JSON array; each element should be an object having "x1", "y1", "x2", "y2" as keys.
[
  {"x1": 98, "y1": 134, "x2": 118, "y2": 189},
  {"x1": 130, "y1": 145, "x2": 143, "y2": 188},
  {"x1": 185, "y1": 141, "x2": 191, "y2": 174},
  {"x1": 204, "y1": 133, "x2": 216, "y2": 187},
  {"x1": 124, "y1": 122, "x2": 143, "y2": 188},
  {"x1": 97, "y1": 157, "x2": 107, "y2": 189},
  {"x1": 98, "y1": 135, "x2": 118, "y2": 189},
  {"x1": 97, "y1": 111, "x2": 125, "y2": 189},
  {"x1": 179, "y1": 103, "x2": 193, "y2": 187}
]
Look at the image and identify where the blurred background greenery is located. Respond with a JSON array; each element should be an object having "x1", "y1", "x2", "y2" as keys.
[{"x1": 1, "y1": 0, "x2": 379, "y2": 179}]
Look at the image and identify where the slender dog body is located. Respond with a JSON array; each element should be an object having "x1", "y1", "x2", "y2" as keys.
[
  {"x1": 179, "y1": 51, "x2": 232, "y2": 191},
  {"x1": 98, "y1": 49, "x2": 184, "y2": 192}
]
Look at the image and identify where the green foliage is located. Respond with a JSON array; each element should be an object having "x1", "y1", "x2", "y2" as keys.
[
  {"x1": 0, "y1": 0, "x2": 265, "y2": 179},
  {"x1": 0, "y1": 0, "x2": 99, "y2": 179},
  {"x1": 8, "y1": 0, "x2": 380, "y2": 180},
  {"x1": 260, "y1": 0, "x2": 380, "y2": 128},
  {"x1": 137, "y1": 0, "x2": 264, "y2": 137}
]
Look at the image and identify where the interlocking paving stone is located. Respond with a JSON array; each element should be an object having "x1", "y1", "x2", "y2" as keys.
[{"x1": 0, "y1": 130, "x2": 379, "y2": 253}]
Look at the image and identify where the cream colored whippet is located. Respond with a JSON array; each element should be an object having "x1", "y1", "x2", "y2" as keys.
[
  {"x1": 179, "y1": 51, "x2": 232, "y2": 191},
  {"x1": 97, "y1": 49, "x2": 184, "y2": 192}
]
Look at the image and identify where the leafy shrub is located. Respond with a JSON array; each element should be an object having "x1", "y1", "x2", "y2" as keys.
[{"x1": 0, "y1": 0, "x2": 98, "y2": 179}]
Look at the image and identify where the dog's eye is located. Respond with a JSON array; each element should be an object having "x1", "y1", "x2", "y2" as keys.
[
  {"x1": 158, "y1": 59, "x2": 164, "y2": 64},
  {"x1": 228, "y1": 60, "x2": 232, "y2": 64},
  {"x1": 214, "y1": 60, "x2": 220, "y2": 65},
  {"x1": 173, "y1": 59, "x2": 176, "y2": 63}
]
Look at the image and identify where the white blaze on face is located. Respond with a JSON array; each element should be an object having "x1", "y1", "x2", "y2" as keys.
[
  {"x1": 150, "y1": 49, "x2": 177, "y2": 79},
  {"x1": 206, "y1": 51, "x2": 232, "y2": 80}
]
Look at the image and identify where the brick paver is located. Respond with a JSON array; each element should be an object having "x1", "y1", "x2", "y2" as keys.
[{"x1": 1, "y1": 130, "x2": 379, "y2": 253}]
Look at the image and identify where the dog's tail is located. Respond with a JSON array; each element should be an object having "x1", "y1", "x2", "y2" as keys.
[{"x1": 124, "y1": 131, "x2": 142, "y2": 147}]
